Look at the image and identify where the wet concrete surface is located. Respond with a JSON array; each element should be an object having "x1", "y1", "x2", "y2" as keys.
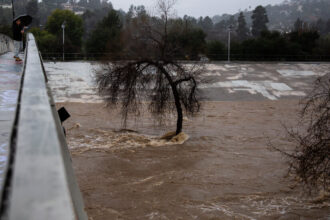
[
  {"x1": 0, "y1": 52, "x2": 22, "y2": 190},
  {"x1": 45, "y1": 61, "x2": 330, "y2": 102},
  {"x1": 198, "y1": 62, "x2": 330, "y2": 101}
]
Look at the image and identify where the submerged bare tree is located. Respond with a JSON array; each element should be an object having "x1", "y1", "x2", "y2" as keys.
[
  {"x1": 96, "y1": 0, "x2": 202, "y2": 135},
  {"x1": 279, "y1": 73, "x2": 330, "y2": 191}
]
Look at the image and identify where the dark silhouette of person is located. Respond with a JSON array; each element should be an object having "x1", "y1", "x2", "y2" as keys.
[{"x1": 12, "y1": 19, "x2": 25, "y2": 61}]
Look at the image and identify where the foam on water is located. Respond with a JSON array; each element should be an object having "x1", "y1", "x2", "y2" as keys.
[
  {"x1": 226, "y1": 72, "x2": 247, "y2": 80},
  {"x1": 68, "y1": 126, "x2": 189, "y2": 153},
  {"x1": 187, "y1": 193, "x2": 330, "y2": 220},
  {"x1": 277, "y1": 69, "x2": 316, "y2": 77},
  {"x1": 240, "y1": 194, "x2": 330, "y2": 217}
]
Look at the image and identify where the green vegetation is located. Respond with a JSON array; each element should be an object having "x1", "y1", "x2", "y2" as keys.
[
  {"x1": 0, "y1": 1, "x2": 330, "y2": 61},
  {"x1": 167, "y1": 24, "x2": 206, "y2": 60},
  {"x1": 30, "y1": 27, "x2": 58, "y2": 53},
  {"x1": 236, "y1": 12, "x2": 248, "y2": 41},
  {"x1": 85, "y1": 10, "x2": 123, "y2": 59},
  {"x1": 30, "y1": 9, "x2": 83, "y2": 59},
  {"x1": 206, "y1": 41, "x2": 226, "y2": 60},
  {"x1": 46, "y1": 9, "x2": 83, "y2": 52},
  {"x1": 251, "y1": 6, "x2": 269, "y2": 37}
]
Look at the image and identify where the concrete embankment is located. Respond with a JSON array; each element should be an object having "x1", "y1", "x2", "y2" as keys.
[{"x1": 0, "y1": 34, "x2": 13, "y2": 54}]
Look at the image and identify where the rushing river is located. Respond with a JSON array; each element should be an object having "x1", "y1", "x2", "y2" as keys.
[{"x1": 46, "y1": 62, "x2": 330, "y2": 219}]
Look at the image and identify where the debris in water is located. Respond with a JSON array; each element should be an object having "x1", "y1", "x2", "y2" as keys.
[
  {"x1": 160, "y1": 131, "x2": 177, "y2": 140},
  {"x1": 68, "y1": 123, "x2": 81, "y2": 130},
  {"x1": 170, "y1": 132, "x2": 189, "y2": 144},
  {"x1": 312, "y1": 190, "x2": 330, "y2": 204}
]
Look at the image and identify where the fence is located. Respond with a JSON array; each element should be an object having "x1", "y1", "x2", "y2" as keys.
[{"x1": 38, "y1": 52, "x2": 330, "y2": 62}]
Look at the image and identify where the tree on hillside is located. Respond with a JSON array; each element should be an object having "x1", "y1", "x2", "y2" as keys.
[
  {"x1": 96, "y1": 0, "x2": 202, "y2": 136},
  {"x1": 289, "y1": 30, "x2": 320, "y2": 54},
  {"x1": 198, "y1": 16, "x2": 213, "y2": 33},
  {"x1": 31, "y1": 9, "x2": 84, "y2": 57},
  {"x1": 237, "y1": 12, "x2": 249, "y2": 41},
  {"x1": 183, "y1": 15, "x2": 198, "y2": 28},
  {"x1": 86, "y1": 10, "x2": 123, "y2": 59},
  {"x1": 46, "y1": 9, "x2": 84, "y2": 53},
  {"x1": 167, "y1": 19, "x2": 206, "y2": 59},
  {"x1": 125, "y1": 5, "x2": 147, "y2": 25},
  {"x1": 81, "y1": 5, "x2": 113, "y2": 39},
  {"x1": 251, "y1": 5, "x2": 269, "y2": 37},
  {"x1": 227, "y1": 15, "x2": 237, "y2": 30},
  {"x1": 314, "y1": 35, "x2": 330, "y2": 57}
]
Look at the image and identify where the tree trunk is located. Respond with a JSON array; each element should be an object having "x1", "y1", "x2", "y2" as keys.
[
  {"x1": 173, "y1": 87, "x2": 183, "y2": 135},
  {"x1": 157, "y1": 64, "x2": 183, "y2": 135}
]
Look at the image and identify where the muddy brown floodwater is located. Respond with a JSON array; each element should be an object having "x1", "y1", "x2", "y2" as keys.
[{"x1": 58, "y1": 100, "x2": 329, "y2": 220}]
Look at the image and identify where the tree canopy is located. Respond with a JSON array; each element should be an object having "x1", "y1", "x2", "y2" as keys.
[
  {"x1": 29, "y1": 9, "x2": 83, "y2": 58},
  {"x1": 251, "y1": 5, "x2": 269, "y2": 37},
  {"x1": 46, "y1": 9, "x2": 83, "y2": 51},
  {"x1": 96, "y1": 0, "x2": 202, "y2": 135},
  {"x1": 237, "y1": 12, "x2": 249, "y2": 41},
  {"x1": 85, "y1": 10, "x2": 123, "y2": 59},
  {"x1": 206, "y1": 40, "x2": 226, "y2": 60}
]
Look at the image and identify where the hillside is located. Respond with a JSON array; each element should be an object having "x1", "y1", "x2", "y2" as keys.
[{"x1": 212, "y1": 0, "x2": 330, "y2": 31}]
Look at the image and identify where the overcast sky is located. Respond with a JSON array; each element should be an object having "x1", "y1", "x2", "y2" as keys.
[{"x1": 109, "y1": 0, "x2": 285, "y2": 17}]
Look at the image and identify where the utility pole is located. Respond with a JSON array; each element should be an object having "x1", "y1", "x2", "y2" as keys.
[
  {"x1": 61, "y1": 21, "x2": 66, "y2": 61},
  {"x1": 228, "y1": 25, "x2": 232, "y2": 63}
]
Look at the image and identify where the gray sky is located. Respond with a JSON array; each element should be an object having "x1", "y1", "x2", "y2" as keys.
[{"x1": 110, "y1": 0, "x2": 285, "y2": 17}]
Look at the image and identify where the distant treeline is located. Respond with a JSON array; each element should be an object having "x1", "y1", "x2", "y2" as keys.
[{"x1": 0, "y1": 1, "x2": 330, "y2": 61}]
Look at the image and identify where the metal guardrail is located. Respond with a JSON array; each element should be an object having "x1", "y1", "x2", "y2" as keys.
[
  {"x1": 0, "y1": 33, "x2": 88, "y2": 220},
  {"x1": 0, "y1": 34, "x2": 13, "y2": 55}
]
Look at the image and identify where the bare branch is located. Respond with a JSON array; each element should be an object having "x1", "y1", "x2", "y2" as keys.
[{"x1": 273, "y1": 73, "x2": 330, "y2": 192}]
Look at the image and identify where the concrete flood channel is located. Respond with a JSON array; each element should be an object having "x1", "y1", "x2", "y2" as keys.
[{"x1": 45, "y1": 61, "x2": 330, "y2": 219}]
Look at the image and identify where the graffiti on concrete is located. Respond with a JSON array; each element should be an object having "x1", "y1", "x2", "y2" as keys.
[{"x1": 0, "y1": 34, "x2": 14, "y2": 55}]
